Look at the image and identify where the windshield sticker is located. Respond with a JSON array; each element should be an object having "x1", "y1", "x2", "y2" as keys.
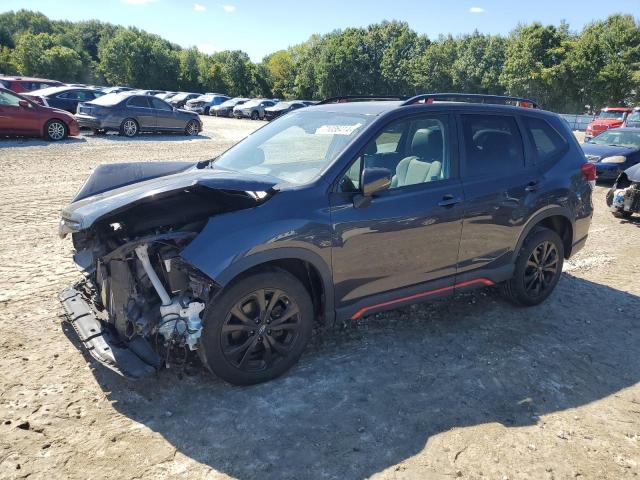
[{"x1": 315, "y1": 123, "x2": 362, "y2": 135}]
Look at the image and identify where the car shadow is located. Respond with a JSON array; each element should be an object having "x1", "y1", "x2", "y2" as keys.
[
  {"x1": 63, "y1": 273, "x2": 640, "y2": 479},
  {"x1": 0, "y1": 136, "x2": 87, "y2": 148}
]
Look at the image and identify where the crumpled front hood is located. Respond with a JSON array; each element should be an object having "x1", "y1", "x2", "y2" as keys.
[{"x1": 60, "y1": 163, "x2": 280, "y2": 235}]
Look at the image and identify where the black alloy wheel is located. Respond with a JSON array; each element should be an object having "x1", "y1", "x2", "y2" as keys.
[
  {"x1": 502, "y1": 228, "x2": 564, "y2": 306},
  {"x1": 199, "y1": 270, "x2": 313, "y2": 385}
]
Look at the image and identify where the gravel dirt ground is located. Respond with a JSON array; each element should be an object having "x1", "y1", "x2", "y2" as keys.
[{"x1": 0, "y1": 117, "x2": 638, "y2": 480}]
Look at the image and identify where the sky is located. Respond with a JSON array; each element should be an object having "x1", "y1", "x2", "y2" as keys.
[{"x1": 1, "y1": 0, "x2": 637, "y2": 61}]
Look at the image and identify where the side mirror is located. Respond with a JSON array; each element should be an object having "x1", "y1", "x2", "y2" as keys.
[
  {"x1": 354, "y1": 167, "x2": 392, "y2": 208},
  {"x1": 18, "y1": 99, "x2": 30, "y2": 108}
]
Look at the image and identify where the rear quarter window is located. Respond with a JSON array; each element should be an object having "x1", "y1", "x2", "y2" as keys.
[{"x1": 522, "y1": 116, "x2": 568, "y2": 163}]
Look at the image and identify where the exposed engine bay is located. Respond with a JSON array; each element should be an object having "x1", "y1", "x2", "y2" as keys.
[
  {"x1": 59, "y1": 161, "x2": 277, "y2": 378},
  {"x1": 608, "y1": 166, "x2": 640, "y2": 218}
]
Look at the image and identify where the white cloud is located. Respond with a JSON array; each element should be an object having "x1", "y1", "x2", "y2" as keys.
[
  {"x1": 198, "y1": 43, "x2": 218, "y2": 55},
  {"x1": 121, "y1": 0, "x2": 155, "y2": 4},
  {"x1": 194, "y1": 3, "x2": 206, "y2": 11},
  {"x1": 469, "y1": 6, "x2": 485, "y2": 13},
  {"x1": 222, "y1": 4, "x2": 236, "y2": 13}
]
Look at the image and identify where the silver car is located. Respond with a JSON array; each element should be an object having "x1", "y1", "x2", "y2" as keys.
[
  {"x1": 233, "y1": 98, "x2": 277, "y2": 120},
  {"x1": 184, "y1": 94, "x2": 230, "y2": 115}
]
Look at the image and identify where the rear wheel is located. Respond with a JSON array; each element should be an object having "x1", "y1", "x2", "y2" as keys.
[
  {"x1": 502, "y1": 228, "x2": 564, "y2": 306},
  {"x1": 43, "y1": 119, "x2": 67, "y2": 141},
  {"x1": 185, "y1": 120, "x2": 199, "y2": 136},
  {"x1": 199, "y1": 270, "x2": 313, "y2": 385},
  {"x1": 119, "y1": 118, "x2": 138, "y2": 137}
]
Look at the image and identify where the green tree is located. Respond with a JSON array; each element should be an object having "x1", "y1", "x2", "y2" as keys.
[
  {"x1": 40, "y1": 45, "x2": 82, "y2": 81},
  {"x1": 264, "y1": 50, "x2": 295, "y2": 98}
]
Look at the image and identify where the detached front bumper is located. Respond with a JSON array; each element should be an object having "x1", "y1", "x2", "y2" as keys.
[{"x1": 59, "y1": 286, "x2": 161, "y2": 379}]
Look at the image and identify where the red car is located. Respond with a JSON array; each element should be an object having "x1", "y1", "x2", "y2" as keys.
[
  {"x1": 0, "y1": 87, "x2": 80, "y2": 141},
  {"x1": 0, "y1": 76, "x2": 64, "y2": 94},
  {"x1": 585, "y1": 107, "x2": 632, "y2": 140}
]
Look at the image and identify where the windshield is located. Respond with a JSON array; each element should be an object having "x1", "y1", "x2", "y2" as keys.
[
  {"x1": 597, "y1": 110, "x2": 626, "y2": 120},
  {"x1": 213, "y1": 110, "x2": 373, "y2": 184},
  {"x1": 591, "y1": 130, "x2": 640, "y2": 149},
  {"x1": 628, "y1": 112, "x2": 640, "y2": 122}
]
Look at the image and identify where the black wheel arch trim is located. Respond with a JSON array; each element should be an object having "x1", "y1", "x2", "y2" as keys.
[
  {"x1": 201, "y1": 247, "x2": 335, "y2": 324},
  {"x1": 513, "y1": 206, "x2": 574, "y2": 259}
]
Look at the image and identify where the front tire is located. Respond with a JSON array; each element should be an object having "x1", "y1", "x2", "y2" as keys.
[
  {"x1": 612, "y1": 210, "x2": 633, "y2": 219},
  {"x1": 119, "y1": 118, "x2": 138, "y2": 137},
  {"x1": 199, "y1": 270, "x2": 313, "y2": 385},
  {"x1": 43, "y1": 119, "x2": 67, "y2": 141},
  {"x1": 502, "y1": 228, "x2": 564, "y2": 306}
]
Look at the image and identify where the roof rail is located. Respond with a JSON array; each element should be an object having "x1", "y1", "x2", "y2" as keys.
[
  {"x1": 402, "y1": 93, "x2": 540, "y2": 109},
  {"x1": 317, "y1": 95, "x2": 408, "y2": 105}
]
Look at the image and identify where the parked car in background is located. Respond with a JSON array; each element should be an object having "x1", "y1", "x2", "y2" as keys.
[
  {"x1": 58, "y1": 93, "x2": 593, "y2": 384},
  {"x1": 24, "y1": 86, "x2": 105, "y2": 114},
  {"x1": 233, "y1": 98, "x2": 277, "y2": 119},
  {"x1": 155, "y1": 92, "x2": 177, "y2": 101},
  {"x1": 0, "y1": 76, "x2": 64, "y2": 93},
  {"x1": 74, "y1": 93, "x2": 202, "y2": 137},
  {"x1": 185, "y1": 94, "x2": 229, "y2": 115},
  {"x1": 301, "y1": 100, "x2": 318, "y2": 106},
  {"x1": 582, "y1": 127, "x2": 640, "y2": 181},
  {"x1": 169, "y1": 92, "x2": 200, "y2": 109},
  {"x1": 210, "y1": 97, "x2": 248, "y2": 117},
  {"x1": 130, "y1": 89, "x2": 166, "y2": 96},
  {"x1": 585, "y1": 107, "x2": 632, "y2": 140},
  {"x1": 623, "y1": 107, "x2": 640, "y2": 128},
  {"x1": 264, "y1": 101, "x2": 307, "y2": 120},
  {"x1": 101, "y1": 86, "x2": 134, "y2": 95},
  {"x1": 0, "y1": 87, "x2": 79, "y2": 141}
]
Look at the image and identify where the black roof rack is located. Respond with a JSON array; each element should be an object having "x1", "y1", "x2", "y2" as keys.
[
  {"x1": 402, "y1": 93, "x2": 540, "y2": 109},
  {"x1": 317, "y1": 95, "x2": 408, "y2": 105}
]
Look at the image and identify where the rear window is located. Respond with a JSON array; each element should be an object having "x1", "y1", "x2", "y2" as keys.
[
  {"x1": 522, "y1": 116, "x2": 567, "y2": 162},
  {"x1": 461, "y1": 114, "x2": 525, "y2": 177}
]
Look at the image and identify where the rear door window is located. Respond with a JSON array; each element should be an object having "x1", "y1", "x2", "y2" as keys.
[
  {"x1": 522, "y1": 116, "x2": 567, "y2": 162},
  {"x1": 460, "y1": 114, "x2": 524, "y2": 178},
  {"x1": 128, "y1": 96, "x2": 151, "y2": 108}
]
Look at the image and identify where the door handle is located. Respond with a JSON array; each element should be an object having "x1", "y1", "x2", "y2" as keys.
[
  {"x1": 438, "y1": 194, "x2": 462, "y2": 207},
  {"x1": 525, "y1": 180, "x2": 540, "y2": 192}
]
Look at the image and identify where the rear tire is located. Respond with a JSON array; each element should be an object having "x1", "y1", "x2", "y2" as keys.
[
  {"x1": 43, "y1": 119, "x2": 67, "y2": 141},
  {"x1": 199, "y1": 269, "x2": 313, "y2": 385},
  {"x1": 502, "y1": 228, "x2": 564, "y2": 306},
  {"x1": 119, "y1": 118, "x2": 138, "y2": 137},
  {"x1": 185, "y1": 120, "x2": 199, "y2": 136}
]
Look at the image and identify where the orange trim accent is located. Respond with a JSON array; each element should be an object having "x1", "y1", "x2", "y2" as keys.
[{"x1": 350, "y1": 278, "x2": 494, "y2": 320}]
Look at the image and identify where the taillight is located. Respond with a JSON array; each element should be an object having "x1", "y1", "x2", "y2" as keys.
[{"x1": 581, "y1": 163, "x2": 596, "y2": 187}]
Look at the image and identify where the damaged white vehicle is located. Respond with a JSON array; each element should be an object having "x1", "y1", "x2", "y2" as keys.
[{"x1": 607, "y1": 163, "x2": 640, "y2": 219}]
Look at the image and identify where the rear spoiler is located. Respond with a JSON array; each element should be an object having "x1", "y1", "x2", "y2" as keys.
[{"x1": 402, "y1": 93, "x2": 540, "y2": 109}]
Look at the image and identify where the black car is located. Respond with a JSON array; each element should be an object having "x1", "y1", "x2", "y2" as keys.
[
  {"x1": 59, "y1": 93, "x2": 593, "y2": 385},
  {"x1": 169, "y1": 92, "x2": 200, "y2": 109},
  {"x1": 264, "y1": 101, "x2": 307, "y2": 120},
  {"x1": 581, "y1": 128, "x2": 640, "y2": 181},
  {"x1": 74, "y1": 93, "x2": 202, "y2": 136},
  {"x1": 210, "y1": 97, "x2": 249, "y2": 117},
  {"x1": 24, "y1": 86, "x2": 104, "y2": 114}
]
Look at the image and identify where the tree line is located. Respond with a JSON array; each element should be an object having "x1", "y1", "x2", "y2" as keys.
[{"x1": 0, "y1": 10, "x2": 639, "y2": 112}]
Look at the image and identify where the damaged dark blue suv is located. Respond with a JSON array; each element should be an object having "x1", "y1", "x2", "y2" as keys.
[{"x1": 59, "y1": 94, "x2": 594, "y2": 385}]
